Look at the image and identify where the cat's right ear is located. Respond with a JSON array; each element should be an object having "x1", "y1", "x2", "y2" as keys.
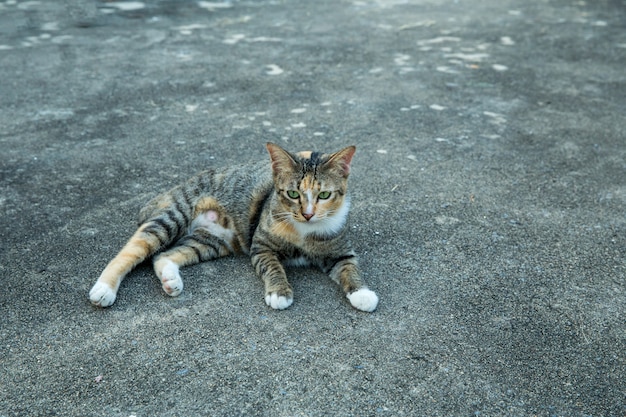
[{"x1": 266, "y1": 142, "x2": 297, "y2": 174}]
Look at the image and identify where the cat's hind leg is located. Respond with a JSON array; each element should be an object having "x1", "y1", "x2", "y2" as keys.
[
  {"x1": 153, "y1": 210, "x2": 236, "y2": 297},
  {"x1": 89, "y1": 219, "x2": 174, "y2": 307}
]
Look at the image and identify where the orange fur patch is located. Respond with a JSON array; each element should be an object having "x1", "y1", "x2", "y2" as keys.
[
  {"x1": 166, "y1": 250, "x2": 192, "y2": 265},
  {"x1": 98, "y1": 227, "x2": 161, "y2": 287},
  {"x1": 270, "y1": 220, "x2": 303, "y2": 246},
  {"x1": 298, "y1": 174, "x2": 314, "y2": 190},
  {"x1": 194, "y1": 197, "x2": 229, "y2": 227}
]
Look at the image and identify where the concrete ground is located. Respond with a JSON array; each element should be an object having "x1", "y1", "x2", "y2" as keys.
[{"x1": 1, "y1": 0, "x2": 624, "y2": 416}]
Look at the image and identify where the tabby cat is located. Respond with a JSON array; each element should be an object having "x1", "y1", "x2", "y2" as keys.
[{"x1": 89, "y1": 142, "x2": 379, "y2": 312}]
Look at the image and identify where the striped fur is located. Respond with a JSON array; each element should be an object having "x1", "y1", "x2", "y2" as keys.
[{"x1": 89, "y1": 143, "x2": 378, "y2": 312}]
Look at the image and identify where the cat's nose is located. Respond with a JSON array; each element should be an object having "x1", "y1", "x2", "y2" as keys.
[{"x1": 302, "y1": 212, "x2": 314, "y2": 221}]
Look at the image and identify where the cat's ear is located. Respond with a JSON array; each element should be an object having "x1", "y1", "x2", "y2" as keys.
[
  {"x1": 266, "y1": 142, "x2": 298, "y2": 174},
  {"x1": 325, "y1": 145, "x2": 356, "y2": 178}
]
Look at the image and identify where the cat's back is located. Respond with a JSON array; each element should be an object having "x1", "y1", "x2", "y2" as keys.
[
  {"x1": 139, "y1": 159, "x2": 273, "y2": 227},
  {"x1": 195, "y1": 159, "x2": 273, "y2": 202}
]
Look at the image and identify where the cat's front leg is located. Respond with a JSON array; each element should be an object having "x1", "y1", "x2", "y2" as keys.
[
  {"x1": 347, "y1": 287, "x2": 379, "y2": 312},
  {"x1": 324, "y1": 254, "x2": 379, "y2": 312},
  {"x1": 250, "y1": 245, "x2": 293, "y2": 310}
]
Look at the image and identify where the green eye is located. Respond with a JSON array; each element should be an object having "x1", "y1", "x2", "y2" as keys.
[
  {"x1": 287, "y1": 190, "x2": 300, "y2": 199},
  {"x1": 318, "y1": 191, "x2": 331, "y2": 200}
]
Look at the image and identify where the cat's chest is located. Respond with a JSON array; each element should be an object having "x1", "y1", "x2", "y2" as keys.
[
  {"x1": 270, "y1": 224, "x2": 340, "y2": 263},
  {"x1": 269, "y1": 220, "x2": 304, "y2": 247}
]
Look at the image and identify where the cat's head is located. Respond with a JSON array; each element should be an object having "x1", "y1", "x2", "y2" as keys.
[{"x1": 266, "y1": 142, "x2": 355, "y2": 235}]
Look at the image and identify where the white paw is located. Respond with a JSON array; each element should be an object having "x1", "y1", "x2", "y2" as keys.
[
  {"x1": 265, "y1": 292, "x2": 293, "y2": 310},
  {"x1": 89, "y1": 281, "x2": 117, "y2": 307},
  {"x1": 347, "y1": 288, "x2": 379, "y2": 312},
  {"x1": 156, "y1": 259, "x2": 184, "y2": 297}
]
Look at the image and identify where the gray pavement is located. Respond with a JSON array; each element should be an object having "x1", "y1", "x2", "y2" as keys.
[{"x1": 1, "y1": 0, "x2": 625, "y2": 416}]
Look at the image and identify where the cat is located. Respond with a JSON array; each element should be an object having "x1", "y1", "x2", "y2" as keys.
[{"x1": 88, "y1": 142, "x2": 379, "y2": 312}]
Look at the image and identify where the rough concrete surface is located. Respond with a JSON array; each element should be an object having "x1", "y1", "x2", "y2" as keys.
[{"x1": 1, "y1": 0, "x2": 625, "y2": 416}]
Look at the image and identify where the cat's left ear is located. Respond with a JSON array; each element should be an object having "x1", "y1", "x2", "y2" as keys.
[
  {"x1": 266, "y1": 142, "x2": 298, "y2": 174},
  {"x1": 326, "y1": 145, "x2": 356, "y2": 178}
]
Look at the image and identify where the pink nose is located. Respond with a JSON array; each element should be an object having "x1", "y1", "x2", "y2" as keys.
[{"x1": 302, "y1": 212, "x2": 314, "y2": 221}]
